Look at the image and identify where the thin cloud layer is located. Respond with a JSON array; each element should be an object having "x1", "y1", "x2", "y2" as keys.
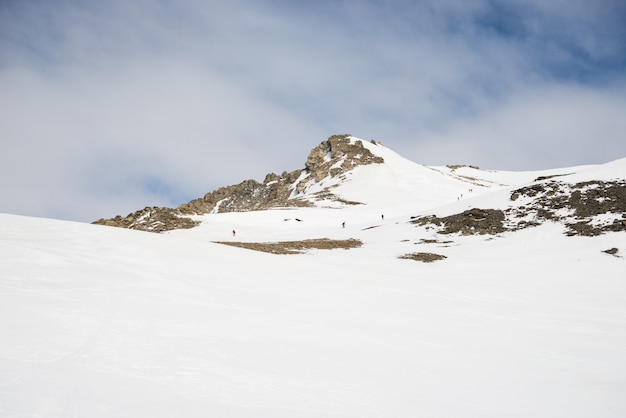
[{"x1": 1, "y1": 0, "x2": 625, "y2": 221}]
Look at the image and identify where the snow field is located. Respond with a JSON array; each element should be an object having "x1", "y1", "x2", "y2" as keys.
[{"x1": 1, "y1": 147, "x2": 625, "y2": 417}]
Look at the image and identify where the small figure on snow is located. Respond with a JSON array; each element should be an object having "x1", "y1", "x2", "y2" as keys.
[
  {"x1": 232, "y1": 229, "x2": 236, "y2": 237},
  {"x1": 342, "y1": 221, "x2": 345, "y2": 228},
  {"x1": 381, "y1": 214, "x2": 384, "y2": 221}
]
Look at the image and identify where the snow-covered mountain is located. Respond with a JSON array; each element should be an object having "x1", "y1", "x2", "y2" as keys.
[
  {"x1": 93, "y1": 134, "x2": 626, "y2": 238},
  {"x1": 1, "y1": 136, "x2": 626, "y2": 418}
]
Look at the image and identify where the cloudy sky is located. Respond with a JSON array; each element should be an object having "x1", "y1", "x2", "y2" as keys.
[{"x1": 1, "y1": 0, "x2": 625, "y2": 222}]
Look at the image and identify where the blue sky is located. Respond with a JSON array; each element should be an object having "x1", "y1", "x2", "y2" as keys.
[{"x1": 1, "y1": 0, "x2": 625, "y2": 222}]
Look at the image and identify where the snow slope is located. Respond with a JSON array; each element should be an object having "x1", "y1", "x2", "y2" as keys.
[
  {"x1": 296, "y1": 137, "x2": 593, "y2": 219},
  {"x1": 1, "y1": 148, "x2": 626, "y2": 418}
]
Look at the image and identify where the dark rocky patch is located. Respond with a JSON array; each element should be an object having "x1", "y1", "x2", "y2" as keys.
[
  {"x1": 533, "y1": 173, "x2": 572, "y2": 182},
  {"x1": 508, "y1": 180, "x2": 626, "y2": 236},
  {"x1": 180, "y1": 176, "x2": 313, "y2": 215},
  {"x1": 93, "y1": 207, "x2": 199, "y2": 232},
  {"x1": 418, "y1": 238, "x2": 454, "y2": 244},
  {"x1": 411, "y1": 208, "x2": 506, "y2": 235},
  {"x1": 214, "y1": 238, "x2": 362, "y2": 254},
  {"x1": 399, "y1": 252, "x2": 447, "y2": 262},
  {"x1": 310, "y1": 190, "x2": 364, "y2": 206},
  {"x1": 446, "y1": 164, "x2": 480, "y2": 170},
  {"x1": 411, "y1": 180, "x2": 626, "y2": 238}
]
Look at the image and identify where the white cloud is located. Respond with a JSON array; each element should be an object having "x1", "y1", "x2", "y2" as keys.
[
  {"x1": 404, "y1": 84, "x2": 626, "y2": 170},
  {"x1": 1, "y1": 0, "x2": 624, "y2": 221}
]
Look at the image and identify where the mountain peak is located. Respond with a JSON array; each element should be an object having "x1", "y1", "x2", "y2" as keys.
[
  {"x1": 93, "y1": 135, "x2": 626, "y2": 237},
  {"x1": 303, "y1": 134, "x2": 384, "y2": 183},
  {"x1": 93, "y1": 134, "x2": 386, "y2": 231}
]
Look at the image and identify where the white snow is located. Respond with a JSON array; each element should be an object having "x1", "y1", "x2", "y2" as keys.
[
  {"x1": 1, "y1": 144, "x2": 626, "y2": 418},
  {"x1": 562, "y1": 157, "x2": 626, "y2": 183}
]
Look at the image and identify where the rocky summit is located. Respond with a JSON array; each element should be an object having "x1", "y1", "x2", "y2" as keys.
[{"x1": 93, "y1": 134, "x2": 385, "y2": 232}]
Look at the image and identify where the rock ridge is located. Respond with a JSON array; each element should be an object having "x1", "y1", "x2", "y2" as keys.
[{"x1": 93, "y1": 134, "x2": 385, "y2": 232}]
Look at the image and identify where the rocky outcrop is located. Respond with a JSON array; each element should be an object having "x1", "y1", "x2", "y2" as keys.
[
  {"x1": 93, "y1": 206, "x2": 199, "y2": 232},
  {"x1": 179, "y1": 134, "x2": 384, "y2": 215},
  {"x1": 399, "y1": 252, "x2": 447, "y2": 262},
  {"x1": 303, "y1": 134, "x2": 384, "y2": 182},
  {"x1": 411, "y1": 208, "x2": 506, "y2": 235},
  {"x1": 178, "y1": 172, "x2": 310, "y2": 215},
  {"x1": 412, "y1": 179, "x2": 626, "y2": 237},
  {"x1": 93, "y1": 134, "x2": 386, "y2": 232},
  {"x1": 507, "y1": 180, "x2": 626, "y2": 236}
]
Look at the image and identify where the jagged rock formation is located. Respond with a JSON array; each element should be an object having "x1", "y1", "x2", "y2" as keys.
[
  {"x1": 180, "y1": 134, "x2": 384, "y2": 215},
  {"x1": 93, "y1": 207, "x2": 200, "y2": 233},
  {"x1": 411, "y1": 179, "x2": 626, "y2": 237},
  {"x1": 178, "y1": 173, "x2": 310, "y2": 216},
  {"x1": 94, "y1": 134, "x2": 385, "y2": 232},
  {"x1": 304, "y1": 135, "x2": 384, "y2": 182}
]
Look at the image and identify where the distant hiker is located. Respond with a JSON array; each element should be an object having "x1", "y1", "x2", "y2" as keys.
[
  {"x1": 342, "y1": 221, "x2": 345, "y2": 228},
  {"x1": 232, "y1": 229, "x2": 236, "y2": 237},
  {"x1": 381, "y1": 214, "x2": 384, "y2": 221}
]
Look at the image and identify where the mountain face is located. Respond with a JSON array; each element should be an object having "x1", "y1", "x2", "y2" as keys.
[
  {"x1": 93, "y1": 134, "x2": 384, "y2": 232},
  {"x1": 93, "y1": 134, "x2": 626, "y2": 239}
]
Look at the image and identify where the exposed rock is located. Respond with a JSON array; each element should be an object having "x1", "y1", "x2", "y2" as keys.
[
  {"x1": 411, "y1": 208, "x2": 506, "y2": 235},
  {"x1": 178, "y1": 134, "x2": 382, "y2": 215},
  {"x1": 399, "y1": 252, "x2": 447, "y2": 262},
  {"x1": 93, "y1": 207, "x2": 199, "y2": 232},
  {"x1": 446, "y1": 164, "x2": 480, "y2": 170},
  {"x1": 304, "y1": 134, "x2": 384, "y2": 182},
  {"x1": 178, "y1": 174, "x2": 312, "y2": 216},
  {"x1": 214, "y1": 238, "x2": 363, "y2": 254},
  {"x1": 533, "y1": 173, "x2": 572, "y2": 182},
  {"x1": 412, "y1": 179, "x2": 626, "y2": 237},
  {"x1": 417, "y1": 238, "x2": 454, "y2": 244},
  {"x1": 508, "y1": 180, "x2": 626, "y2": 236},
  {"x1": 93, "y1": 134, "x2": 385, "y2": 232}
]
